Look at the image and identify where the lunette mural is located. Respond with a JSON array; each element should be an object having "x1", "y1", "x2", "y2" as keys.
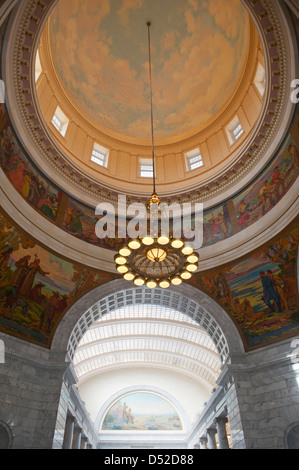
[{"x1": 101, "y1": 392, "x2": 183, "y2": 431}]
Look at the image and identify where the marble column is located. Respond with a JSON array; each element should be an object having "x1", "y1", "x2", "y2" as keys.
[
  {"x1": 72, "y1": 425, "x2": 82, "y2": 449},
  {"x1": 80, "y1": 436, "x2": 88, "y2": 449},
  {"x1": 199, "y1": 436, "x2": 208, "y2": 449},
  {"x1": 207, "y1": 427, "x2": 217, "y2": 449},
  {"x1": 63, "y1": 414, "x2": 75, "y2": 449},
  {"x1": 216, "y1": 417, "x2": 229, "y2": 449}
]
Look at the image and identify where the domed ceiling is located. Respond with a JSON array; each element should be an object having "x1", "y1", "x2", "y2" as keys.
[{"x1": 48, "y1": 0, "x2": 250, "y2": 141}]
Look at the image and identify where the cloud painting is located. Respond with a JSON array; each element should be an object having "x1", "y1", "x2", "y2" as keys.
[{"x1": 48, "y1": 0, "x2": 250, "y2": 139}]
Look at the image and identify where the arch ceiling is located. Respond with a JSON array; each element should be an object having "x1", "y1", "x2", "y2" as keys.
[{"x1": 73, "y1": 304, "x2": 222, "y2": 390}]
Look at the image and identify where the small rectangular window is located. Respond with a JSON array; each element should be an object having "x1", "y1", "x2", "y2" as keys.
[
  {"x1": 226, "y1": 116, "x2": 244, "y2": 145},
  {"x1": 51, "y1": 106, "x2": 69, "y2": 137},
  {"x1": 185, "y1": 147, "x2": 203, "y2": 172},
  {"x1": 91, "y1": 143, "x2": 109, "y2": 168},
  {"x1": 139, "y1": 158, "x2": 153, "y2": 178},
  {"x1": 254, "y1": 62, "x2": 266, "y2": 97},
  {"x1": 35, "y1": 49, "x2": 42, "y2": 82}
]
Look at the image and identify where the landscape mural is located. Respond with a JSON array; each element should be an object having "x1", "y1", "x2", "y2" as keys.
[
  {"x1": 189, "y1": 218, "x2": 299, "y2": 350},
  {"x1": 102, "y1": 392, "x2": 183, "y2": 431},
  {"x1": 0, "y1": 210, "x2": 117, "y2": 348}
]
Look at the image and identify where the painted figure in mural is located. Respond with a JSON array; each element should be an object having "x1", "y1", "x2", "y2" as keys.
[
  {"x1": 272, "y1": 166, "x2": 285, "y2": 200},
  {"x1": 18, "y1": 258, "x2": 49, "y2": 297},
  {"x1": 65, "y1": 206, "x2": 75, "y2": 232},
  {"x1": 73, "y1": 210, "x2": 83, "y2": 233},
  {"x1": 237, "y1": 200, "x2": 251, "y2": 228},
  {"x1": 288, "y1": 142, "x2": 299, "y2": 168},
  {"x1": 38, "y1": 194, "x2": 59, "y2": 220},
  {"x1": 10, "y1": 255, "x2": 31, "y2": 292},
  {"x1": 259, "y1": 271, "x2": 281, "y2": 312},
  {"x1": 28, "y1": 281, "x2": 45, "y2": 304},
  {"x1": 266, "y1": 270, "x2": 288, "y2": 312},
  {"x1": 7, "y1": 156, "x2": 27, "y2": 193},
  {"x1": 0, "y1": 248, "x2": 13, "y2": 281},
  {"x1": 259, "y1": 181, "x2": 271, "y2": 215}
]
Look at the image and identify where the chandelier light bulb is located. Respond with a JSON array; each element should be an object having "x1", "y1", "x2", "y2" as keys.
[
  {"x1": 134, "y1": 277, "x2": 145, "y2": 286},
  {"x1": 157, "y1": 236, "x2": 170, "y2": 245},
  {"x1": 171, "y1": 276, "x2": 183, "y2": 286},
  {"x1": 142, "y1": 236, "x2": 155, "y2": 246},
  {"x1": 119, "y1": 246, "x2": 132, "y2": 257},
  {"x1": 187, "y1": 253, "x2": 199, "y2": 264},
  {"x1": 180, "y1": 271, "x2": 192, "y2": 280},
  {"x1": 128, "y1": 239, "x2": 142, "y2": 250},
  {"x1": 115, "y1": 255, "x2": 127, "y2": 265},
  {"x1": 171, "y1": 239, "x2": 184, "y2": 249},
  {"x1": 123, "y1": 272, "x2": 135, "y2": 281},
  {"x1": 181, "y1": 246, "x2": 194, "y2": 255},
  {"x1": 146, "y1": 279, "x2": 157, "y2": 289},
  {"x1": 186, "y1": 264, "x2": 198, "y2": 272},
  {"x1": 117, "y1": 265, "x2": 129, "y2": 274},
  {"x1": 159, "y1": 279, "x2": 170, "y2": 289}
]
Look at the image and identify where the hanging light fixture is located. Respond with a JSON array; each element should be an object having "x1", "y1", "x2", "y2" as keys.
[{"x1": 114, "y1": 22, "x2": 199, "y2": 288}]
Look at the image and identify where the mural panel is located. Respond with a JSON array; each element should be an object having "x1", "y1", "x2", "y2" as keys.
[
  {"x1": 0, "y1": 211, "x2": 117, "y2": 348},
  {"x1": 189, "y1": 218, "x2": 299, "y2": 350},
  {"x1": 102, "y1": 392, "x2": 182, "y2": 431}
]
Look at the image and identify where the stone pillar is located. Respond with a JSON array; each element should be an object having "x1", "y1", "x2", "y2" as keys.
[
  {"x1": 199, "y1": 436, "x2": 208, "y2": 449},
  {"x1": 80, "y1": 436, "x2": 88, "y2": 449},
  {"x1": 72, "y1": 425, "x2": 82, "y2": 449},
  {"x1": 207, "y1": 427, "x2": 217, "y2": 449},
  {"x1": 63, "y1": 414, "x2": 75, "y2": 449},
  {"x1": 216, "y1": 417, "x2": 229, "y2": 449}
]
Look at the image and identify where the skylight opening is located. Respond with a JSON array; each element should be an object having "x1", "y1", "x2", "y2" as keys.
[{"x1": 51, "y1": 106, "x2": 69, "y2": 137}]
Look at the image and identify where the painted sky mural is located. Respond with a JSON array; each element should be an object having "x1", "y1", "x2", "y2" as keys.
[
  {"x1": 48, "y1": 0, "x2": 250, "y2": 139},
  {"x1": 102, "y1": 392, "x2": 182, "y2": 431}
]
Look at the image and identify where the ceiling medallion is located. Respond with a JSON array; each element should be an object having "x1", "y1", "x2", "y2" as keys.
[{"x1": 114, "y1": 23, "x2": 199, "y2": 289}]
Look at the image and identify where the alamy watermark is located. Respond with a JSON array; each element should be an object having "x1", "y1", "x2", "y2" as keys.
[
  {"x1": 95, "y1": 196, "x2": 204, "y2": 250},
  {"x1": 291, "y1": 79, "x2": 299, "y2": 103},
  {"x1": 0, "y1": 79, "x2": 5, "y2": 104},
  {"x1": 291, "y1": 339, "x2": 299, "y2": 365},
  {"x1": 0, "y1": 339, "x2": 4, "y2": 364}
]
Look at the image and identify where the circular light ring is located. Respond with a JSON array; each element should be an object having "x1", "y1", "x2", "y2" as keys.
[
  {"x1": 117, "y1": 265, "x2": 129, "y2": 274},
  {"x1": 142, "y1": 236, "x2": 155, "y2": 246},
  {"x1": 171, "y1": 239, "x2": 184, "y2": 249},
  {"x1": 186, "y1": 263, "x2": 198, "y2": 272},
  {"x1": 181, "y1": 246, "x2": 194, "y2": 255},
  {"x1": 128, "y1": 239, "x2": 142, "y2": 250},
  {"x1": 187, "y1": 254, "x2": 199, "y2": 264},
  {"x1": 115, "y1": 255, "x2": 127, "y2": 265},
  {"x1": 119, "y1": 246, "x2": 132, "y2": 257}
]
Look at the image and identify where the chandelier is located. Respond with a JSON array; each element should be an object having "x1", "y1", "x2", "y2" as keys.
[{"x1": 114, "y1": 22, "x2": 199, "y2": 289}]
